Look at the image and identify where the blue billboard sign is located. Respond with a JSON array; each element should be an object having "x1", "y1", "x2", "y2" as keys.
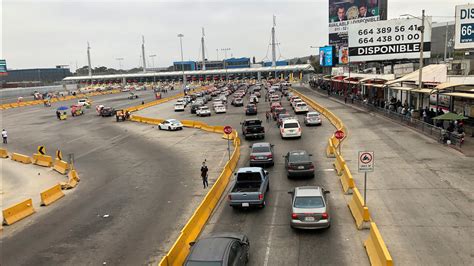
[{"x1": 319, "y1": 46, "x2": 335, "y2": 67}]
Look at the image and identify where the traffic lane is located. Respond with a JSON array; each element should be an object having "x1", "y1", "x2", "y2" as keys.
[
  {"x1": 296, "y1": 86, "x2": 474, "y2": 265},
  {"x1": 173, "y1": 94, "x2": 369, "y2": 265},
  {"x1": 1, "y1": 120, "x2": 228, "y2": 265}
]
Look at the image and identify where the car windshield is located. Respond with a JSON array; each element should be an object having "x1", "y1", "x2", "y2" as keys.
[
  {"x1": 200, "y1": 107, "x2": 209, "y2": 110},
  {"x1": 289, "y1": 151, "x2": 310, "y2": 162},
  {"x1": 185, "y1": 261, "x2": 222, "y2": 266},
  {"x1": 297, "y1": 103, "x2": 307, "y2": 107},
  {"x1": 168, "y1": 119, "x2": 179, "y2": 123},
  {"x1": 307, "y1": 113, "x2": 319, "y2": 117},
  {"x1": 252, "y1": 146, "x2": 270, "y2": 153},
  {"x1": 294, "y1": 196, "x2": 325, "y2": 208},
  {"x1": 284, "y1": 122, "x2": 299, "y2": 129}
]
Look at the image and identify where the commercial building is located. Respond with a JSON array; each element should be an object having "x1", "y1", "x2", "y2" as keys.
[
  {"x1": 197, "y1": 60, "x2": 224, "y2": 70},
  {"x1": 263, "y1": 61, "x2": 289, "y2": 67},
  {"x1": 2, "y1": 67, "x2": 72, "y2": 84},
  {"x1": 173, "y1": 61, "x2": 197, "y2": 71},
  {"x1": 224, "y1": 57, "x2": 251, "y2": 69}
]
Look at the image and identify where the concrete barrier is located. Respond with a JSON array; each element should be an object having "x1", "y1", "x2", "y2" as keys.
[
  {"x1": 2, "y1": 198, "x2": 36, "y2": 225},
  {"x1": 40, "y1": 184, "x2": 65, "y2": 206},
  {"x1": 11, "y1": 152, "x2": 32, "y2": 164},
  {"x1": 61, "y1": 169, "x2": 80, "y2": 189},
  {"x1": 53, "y1": 159, "x2": 69, "y2": 175},
  {"x1": 348, "y1": 187, "x2": 370, "y2": 229},
  {"x1": 32, "y1": 154, "x2": 53, "y2": 167},
  {"x1": 340, "y1": 164, "x2": 355, "y2": 194},
  {"x1": 333, "y1": 153, "x2": 346, "y2": 176},
  {"x1": 181, "y1": 120, "x2": 195, "y2": 128},
  {"x1": 326, "y1": 138, "x2": 336, "y2": 158},
  {"x1": 0, "y1": 148, "x2": 9, "y2": 158},
  {"x1": 364, "y1": 222, "x2": 393, "y2": 266}
]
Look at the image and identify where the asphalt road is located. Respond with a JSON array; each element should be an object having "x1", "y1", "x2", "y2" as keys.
[
  {"x1": 136, "y1": 89, "x2": 370, "y2": 265},
  {"x1": 0, "y1": 88, "x2": 230, "y2": 266}
]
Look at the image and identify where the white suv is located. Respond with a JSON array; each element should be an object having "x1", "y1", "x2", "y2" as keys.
[
  {"x1": 196, "y1": 106, "x2": 211, "y2": 117},
  {"x1": 280, "y1": 119, "x2": 302, "y2": 139},
  {"x1": 294, "y1": 102, "x2": 309, "y2": 114}
]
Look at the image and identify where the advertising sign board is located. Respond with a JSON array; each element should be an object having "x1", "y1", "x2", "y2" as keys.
[
  {"x1": 455, "y1": 4, "x2": 474, "y2": 49},
  {"x1": 319, "y1": 46, "x2": 335, "y2": 67},
  {"x1": 348, "y1": 17, "x2": 432, "y2": 62},
  {"x1": 0, "y1": 59, "x2": 7, "y2": 76}
]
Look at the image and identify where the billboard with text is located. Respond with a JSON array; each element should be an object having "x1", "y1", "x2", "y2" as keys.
[
  {"x1": 455, "y1": 4, "x2": 474, "y2": 49},
  {"x1": 0, "y1": 60, "x2": 7, "y2": 76}
]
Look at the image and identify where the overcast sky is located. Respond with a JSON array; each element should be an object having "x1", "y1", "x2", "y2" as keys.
[{"x1": 2, "y1": 0, "x2": 467, "y2": 70}]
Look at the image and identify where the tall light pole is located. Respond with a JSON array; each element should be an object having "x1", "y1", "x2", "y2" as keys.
[
  {"x1": 141, "y1": 36, "x2": 147, "y2": 73},
  {"x1": 401, "y1": 11, "x2": 426, "y2": 90},
  {"x1": 221, "y1": 48, "x2": 231, "y2": 81},
  {"x1": 87, "y1": 42, "x2": 92, "y2": 77},
  {"x1": 116, "y1": 58, "x2": 124, "y2": 69},
  {"x1": 178, "y1": 34, "x2": 186, "y2": 88},
  {"x1": 201, "y1": 28, "x2": 206, "y2": 70},
  {"x1": 149, "y1": 54, "x2": 157, "y2": 69}
]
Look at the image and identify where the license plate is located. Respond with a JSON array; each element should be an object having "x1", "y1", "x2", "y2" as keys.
[
  {"x1": 305, "y1": 217, "x2": 315, "y2": 222},
  {"x1": 258, "y1": 156, "x2": 265, "y2": 159},
  {"x1": 290, "y1": 130, "x2": 295, "y2": 133},
  {"x1": 298, "y1": 166, "x2": 304, "y2": 169},
  {"x1": 242, "y1": 203, "x2": 250, "y2": 207}
]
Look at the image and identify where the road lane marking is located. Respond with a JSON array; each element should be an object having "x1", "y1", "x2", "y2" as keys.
[{"x1": 263, "y1": 191, "x2": 280, "y2": 266}]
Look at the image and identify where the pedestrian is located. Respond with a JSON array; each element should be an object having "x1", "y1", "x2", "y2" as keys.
[
  {"x1": 351, "y1": 93, "x2": 354, "y2": 104},
  {"x1": 200, "y1": 161, "x2": 209, "y2": 188},
  {"x1": 2, "y1": 129, "x2": 7, "y2": 144},
  {"x1": 265, "y1": 111, "x2": 270, "y2": 122},
  {"x1": 56, "y1": 110, "x2": 61, "y2": 120},
  {"x1": 344, "y1": 95, "x2": 347, "y2": 104},
  {"x1": 141, "y1": 100, "x2": 145, "y2": 105}
]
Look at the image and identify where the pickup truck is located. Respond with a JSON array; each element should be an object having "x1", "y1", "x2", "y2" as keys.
[
  {"x1": 228, "y1": 167, "x2": 270, "y2": 208},
  {"x1": 241, "y1": 119, "x2": 265, "y2": 139}
]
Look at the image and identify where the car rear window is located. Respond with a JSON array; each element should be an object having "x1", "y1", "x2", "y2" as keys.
[
  {"x1": 245, "y1": 120, "x2": 261, "y2": 126},
  {"x1": 294, "y1": 196, "x2": 324, "y2": 208},
  {"x1": 284, "y1": 122, "x2": 299, "y2": 129},
  {"x1": 297, "y1": 103, "x2": 307, "y2": 107},
  {"x1": 289, "y1": 152, "x2": 310, "y2": 162},
  {"x1": 252, "y1": 146, "x2": 270, "y2": 153}
]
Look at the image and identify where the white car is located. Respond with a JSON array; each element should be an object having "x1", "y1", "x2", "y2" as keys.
[
  {"x1": 280, "y1": 119, "x2": 302, "y2": 139},
  {"x1": 212, "y1": 100, "x2": 223, "y2": 108},
  {"x1": 77, "y1": 99, "x2": 90, "y2": 106},
  {"x1": 214, "y1": 104, "x2": 226, "y2": 114},
  {"x1": 249, "y1": 95, "x2": 259, "y2": 104},
  {"x1": 174, "y1": 103, "x2": 185, "y2": 112},
  {"x1": 294, "y1": 102, "x2": 309, "y2": 114},
  {"x1": 291, "y1": 98, "x2": 303, "y2": 108},
  {"x1": 158, "y1": 119, "x2": 183, "y2": 131},
  {"x1": 196, "y1": 106, "x2": 211, "y2": 117},
  {"x1": 270, "y1": 95, "x2": 280, "y2": 102}
]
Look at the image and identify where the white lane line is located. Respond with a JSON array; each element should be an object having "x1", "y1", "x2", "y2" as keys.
[{"x1": 263, "y1": 191, "x2": 280, "y2": 266}]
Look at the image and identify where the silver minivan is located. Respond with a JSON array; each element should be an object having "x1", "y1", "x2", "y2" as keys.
[{"x1": 288, "y1": 186, "x2": 330, "y2": 229}]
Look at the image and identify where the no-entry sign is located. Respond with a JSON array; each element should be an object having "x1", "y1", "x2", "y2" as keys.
[
  {"x1": 334, "y1": 130, "x2": 345, "y2": 140},
  {"x1": 358, "y1": 151, "x2": 374, "y2": 172},
  {"x1": 223, "y1": 126, "x2": 233, "y2": 135}
]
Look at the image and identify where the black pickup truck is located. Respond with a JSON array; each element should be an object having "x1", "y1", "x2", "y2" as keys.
[{"x1": 241, "y1": 119, "x2": 265, "y2": 139}]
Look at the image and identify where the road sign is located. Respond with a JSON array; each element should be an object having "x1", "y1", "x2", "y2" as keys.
[
  {"x1": 334, "y1": 130, "x2": 345, "y2": 140},
  {"x1": 56, "y1": 150, "x2": 63, "y2": 161},
  {"x1": 358, "y1": 151, "x2": 374, "y2": 172},
  {"x1": 223, "y1": 125, "x2": 233, "y2": 135},
  {"x1": 38, "y1": 146, "x2": 46, "y2": 155}
]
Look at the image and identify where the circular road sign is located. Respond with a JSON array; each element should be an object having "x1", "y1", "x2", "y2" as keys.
[
  {"x1": 334, "y1": 130, "x2": 345, "y2": 140},
  {"x1": 359, "y1": 152, "x2": 373, "y2": 164},
  {"x1": 223, "y1": 126, "x2": 233, "y2": 135}
]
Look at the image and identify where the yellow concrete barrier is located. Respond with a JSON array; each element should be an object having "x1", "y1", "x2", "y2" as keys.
[
  {"x1": 193, "y1": 121, "x2": 204, "y2": 129},
  {"x1": 11, "y1": 153, "x2": 32, "y2": 164},
  {"x1": 333, "y1": 153, "x2": 346, "y2": 176},
  {"x1": 348, "y1": 187, "x2": 370, "y2": 229},
  {"x1": 32, "y1": 154, "x2": 53, "y2": 167},
  {"x1": 201, "y1": 125, "x2": 215, "y2": 132},
  {"x1": 181, "y1": 120, "x2": 195, "y2": 128},
  {"x1": 2, "y1": 198, "x2": 36, "y2": 225},
  {"x1": 365, "y1": 222, "x2": 393, "y2": 266},
  {"x1": 0, "y1": 148, "x2": 9, "y2": 158},
  {"x1": 53, "y1": 159, "x2": 69, "y2": 175},
  {"x1": 61, "y1": 169, "x2": 80, "y2": 189},
  {"x1": 340, "y1": 164, "x2": 355, "y2": 194},
  {"x1": 326, "y1": 138, "x2": 336, "y2": 158},
  {"x1": 40, "y1": 184, "x2": 65, "y2": 206},
  {"x1": 222, "y1": 133, "x2": 234, "y2": 140}
]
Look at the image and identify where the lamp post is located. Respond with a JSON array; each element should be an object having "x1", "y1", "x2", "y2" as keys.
[
  {"x1": 178, "y1": 34, "x2": 186, "y2": 89},
  {"x1": 221, "y1": 48, "x2": 231, "y2": 82},
  {"x1": 115, "y1": 58, "x2": 124, "y2": 70},
  {"x1": 149, "y1": 55, "x2": 157, "y2": 83}
]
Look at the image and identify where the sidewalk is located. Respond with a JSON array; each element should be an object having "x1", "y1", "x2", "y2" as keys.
[{"x1": 305, "y1": 85, "x2": 474, "y2": 157}]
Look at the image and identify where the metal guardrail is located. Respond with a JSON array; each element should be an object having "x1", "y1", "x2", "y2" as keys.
[{"x1": 307, "y1": 86, "x2": 465, "y2": 149}]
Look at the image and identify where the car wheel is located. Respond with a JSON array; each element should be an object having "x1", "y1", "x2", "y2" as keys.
[
  {"x1": 158, "y1": 125, "x2": 162, "y2": 130},
  {"x1": 267, "y1": 183, "x2": 270, "y2": 192}
]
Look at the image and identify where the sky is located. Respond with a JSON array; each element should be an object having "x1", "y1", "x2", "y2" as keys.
[{"x1": 2, "y1": 0, "x2": 468, "y2": 70}]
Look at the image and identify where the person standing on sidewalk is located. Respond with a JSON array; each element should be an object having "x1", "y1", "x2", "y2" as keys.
[
  {"x1": 200, "y1": 161, "x2": 209, "y2": 188},
  {"x1": 2, "y1": 129, "x2": 7, "y2": 144}
]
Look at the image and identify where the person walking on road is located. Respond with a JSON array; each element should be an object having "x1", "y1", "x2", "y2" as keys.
[
  {"x1": 2, "y1": 129, "x2": 7, "y2": 144},
  {"x1": 200, "y1": 161, "x2": 209, "y2": 188},
  {"x1": 265, "y1": 111, "x2": 270, "y2": 122}
]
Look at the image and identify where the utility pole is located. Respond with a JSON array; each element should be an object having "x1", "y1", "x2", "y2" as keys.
[
  {"x1": 141, "y1": 36, "x2": 147, "y2": 73},
  {"x1": 271, "y1": 15, "x2": 276, "y2": 67},
  {"x1": 444, "y1": 22, "x2": 449, "y2": 62},
  {"x1": 178, "y1": 34, "x2": 186, "y2": 88},
  {"x1": 87, "y1": 42, "x2": 92, "y2": 77},
  {"x1": 216, "y1": 49, "x2": 219, "y2": 61},
  {"x1": 201, "y1": 28, "x2": 206, "y2": 70},
  {"x1": 418, "y1": 10, "x2": 425, "y2": 90},
  {"x1": 116, "y1": 58, "x2": 124, "y2": 69},
  {"x1": 149, "y1": 55, "x2": 157, "y2": 69}
]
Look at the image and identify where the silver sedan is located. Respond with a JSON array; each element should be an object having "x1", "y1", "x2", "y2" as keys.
[{"x1": 288, "y1": 186, "x2": 330, "y2": 229}]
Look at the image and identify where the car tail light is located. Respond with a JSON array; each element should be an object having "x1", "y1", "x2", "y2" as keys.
[
  {"x1": 258, "y1": 193, "x2": 263, "y2": 200},
  {"x1": 309, "y1": 164, "x2": 314, "y2": 170},
  {"x1": 280, "y1": 128, "x2": 284, "y2": 134},
  {"x1": 228, "y1": 195, "x2": 232, "y2": 200},
  {"x1": 298, "y1": 127, "x2": 301, "y2": 132},
  {"x1": 291, "y1": 213, "x2": 298, "y2": 219},
  {"x1": 250, "y1": 155, "x2": 256, "y2": 160},
  {"x1": 322, "y1": 213, "x2": 328, "y2": 219},
  {"x1": 267, "y1": 154, "x2": 272, "y2": 159}
]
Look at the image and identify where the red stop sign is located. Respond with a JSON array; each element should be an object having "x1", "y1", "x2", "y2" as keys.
[
  {"x1": 224, "y1": 126, "x2": 233, "y2": 135},
  {"x1": 335, "y1": 130, "x2": 345, "y2": 140}
]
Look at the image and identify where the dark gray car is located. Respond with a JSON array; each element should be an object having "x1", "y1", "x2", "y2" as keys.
[
  {"x1": 249, "y1": 142, "x2": 274, "y2": 167},
  {"x1": 284, "y1": 150, "x2": 314, "y2": 178},
  {"x1": 184, "y1": 233, "x2": 250, "y2": 266}
]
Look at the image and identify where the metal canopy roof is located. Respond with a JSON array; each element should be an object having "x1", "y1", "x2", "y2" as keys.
[{"x1": 63, "y1": 64, "x2": 313, "y2": 81}]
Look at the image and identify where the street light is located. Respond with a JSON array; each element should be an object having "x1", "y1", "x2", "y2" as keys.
[
  {"x1": 115, "y1": 58, "x2": 124, "y2": 70},
  {"x1": 221, "y1": 48, "x2": 231, "y2": 82},
  {"x1": 178, "y1": 34, "x2": 186, "y2": 89},
  {"x1": 149, "y1": 55, "x2": 157, "y2": 69}
]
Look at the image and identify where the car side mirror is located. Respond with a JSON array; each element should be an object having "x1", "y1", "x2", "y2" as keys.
[
  {"x1": 324, "y1": 191, "x2": 330, "y2": 194},
  {"x1": 271, "y1": 144, "x2": 274, "y2": 147},
  {"x1": 189, "y1": 241, "x2": 196, "y2": 247},
  {"x1": 248, "y1": 145, "x2": 252, "y2": 148},
  {"x1": 287, "y1": 191, "x2": 293, "y2": 195},
  {"x1": 309, "y1": 154, "x2": 313, "y2": 156},
  {"x1": 264, "y1": 170, "x2": 269, "y2": 176}
]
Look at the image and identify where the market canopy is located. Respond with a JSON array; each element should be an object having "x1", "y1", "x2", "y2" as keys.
[
  {"x1": 432, "y1": 112, "x2": 468, "y2": 121},
  {"x1": 386, "y1": 64, "x2": 448, "y2": 86}
]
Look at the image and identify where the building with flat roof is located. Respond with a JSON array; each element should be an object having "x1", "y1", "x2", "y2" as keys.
[
  {"x1": 173, "y1": 61, "x2": 197, "y2": 71},
  {"x1": 224, "y1": 57, "x2": 250, "y2": 69},
  {"x1": 2, "y1": 67, "x2": 71, "y2": 84},
  {"x1": 197, "y1": 60, "x2": 224, "y2": 70}
]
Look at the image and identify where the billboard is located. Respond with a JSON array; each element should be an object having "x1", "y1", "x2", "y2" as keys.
[
  {"x1": 455, "y1": 4, "x2": 474, "y2": 49},
  {"x1": 0, "y1": 60, "x2": 7, "y2": 76},
  {"x1": 329, "y1": 0, "x2": 387, "y2": 45},
  {"x1": 348, "y1": 17, "x2": 432, "y2": 62},
  {"x1": 319, "y1": 46, "x2": 335, "y2": 67}
]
